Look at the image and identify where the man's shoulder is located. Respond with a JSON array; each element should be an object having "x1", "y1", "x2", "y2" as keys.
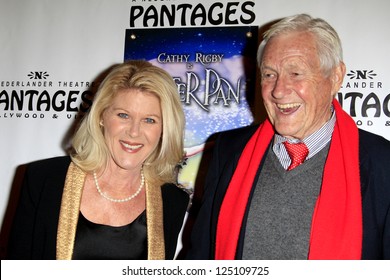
[
  {"x1": 359, "y1": 129, "x2": 390, "y2": 155},
  {"x1": 213, "y1": 124, "x2": 260, "y2": 150},
  {"x1": 358, "y1": 129, "x2": 390, "y2": 177},
  {"x1": 217, "y1": 124, "x2": 259, "y2": 140}
]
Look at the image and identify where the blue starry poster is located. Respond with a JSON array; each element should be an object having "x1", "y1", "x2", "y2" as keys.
[{"x1": 124, "y1": 26, "x2": 258, "y2": 192}]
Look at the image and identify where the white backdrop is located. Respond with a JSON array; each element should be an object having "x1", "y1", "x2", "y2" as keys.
[{"x1": 1, "y1": 0, "x2": 389, "y2": 255}]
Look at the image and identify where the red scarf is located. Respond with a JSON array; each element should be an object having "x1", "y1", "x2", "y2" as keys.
[{"x1": 215, "y1": 100, "x2": 362, "y2": 259}]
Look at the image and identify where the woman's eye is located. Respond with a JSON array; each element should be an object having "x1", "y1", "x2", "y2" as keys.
[
  {"x1": 118, "y1": 113, "x2": 128, "y2": 119},
  {"x1": 145, "y1": 118, "x2": 155, "y2": 124}
]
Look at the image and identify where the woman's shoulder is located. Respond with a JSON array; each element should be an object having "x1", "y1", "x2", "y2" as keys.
[
  {"x1": 25, "y1": 155, "x2": 71, "y2": 178},
  {"x1": 18, "y1": 156, "x2": 71, "y2": 202},
  {"x1": 27, "y1": 155, "x2": 71, "y2": 167},
  {"x1": 161, "y1": 183, "x2": 190, "y2": 200},
  {"x1": 161, "y1": 183, "x2": 190, "y2": 208}
]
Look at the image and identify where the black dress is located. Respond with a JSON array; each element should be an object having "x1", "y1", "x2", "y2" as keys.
[{"x1": 72, "y1": 211, "x2": 147, "y2": 260}]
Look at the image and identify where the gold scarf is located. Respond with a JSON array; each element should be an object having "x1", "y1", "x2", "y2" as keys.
[{"x1": 56, "y1": 162, "x2": 165, "y2": 259}]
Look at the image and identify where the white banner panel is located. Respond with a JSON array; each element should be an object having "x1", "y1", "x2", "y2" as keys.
[{"x1": 1, "y1": 0, "x2": 389, "y2": 258}]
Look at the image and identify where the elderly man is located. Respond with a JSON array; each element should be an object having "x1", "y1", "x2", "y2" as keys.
[{"x1": 186, "y1": 14, "x2": 390, "y2": 260}]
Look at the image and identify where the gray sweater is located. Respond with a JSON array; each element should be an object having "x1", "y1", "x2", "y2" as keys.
[{"x1": 242, "y1": 144, "x2": 330, "y2": 259}]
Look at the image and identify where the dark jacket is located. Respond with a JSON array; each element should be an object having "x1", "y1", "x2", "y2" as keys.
[
  {"x1": 186, "y1": 126, "x2": 390, "y2": 259},
  {"x1": 7, "y1": 156, "x2": 189, "y2": 260}
]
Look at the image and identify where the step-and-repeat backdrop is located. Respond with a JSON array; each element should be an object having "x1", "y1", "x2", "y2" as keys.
[{"x1": 1, "y1": 0, "x2": 389, "y2": 256}]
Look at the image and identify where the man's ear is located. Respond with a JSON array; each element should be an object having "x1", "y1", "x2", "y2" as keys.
[{"x1": 331, "y1": 62, "x2": 346, "y2": 94}]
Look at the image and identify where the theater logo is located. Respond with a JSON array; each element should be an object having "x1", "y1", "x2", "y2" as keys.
[
  {"x1": 337, "y1": 69, "x2": 390, "y2": 129},
  {"x1": 0, "y1": 71, "x2": 95, "y2": 120}
]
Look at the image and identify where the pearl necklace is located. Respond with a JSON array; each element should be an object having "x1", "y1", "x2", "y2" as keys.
[{"x1": 93, "y1": 168, "x2": 145, "y2": 203}]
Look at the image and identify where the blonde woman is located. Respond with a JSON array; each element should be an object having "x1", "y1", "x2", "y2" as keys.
[{"x1": 7, "y1": 60, "x2": 189, "y2": 260}]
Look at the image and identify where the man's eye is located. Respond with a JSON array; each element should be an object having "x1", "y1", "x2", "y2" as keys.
[
  {"x1": 118, "y1": 113, "x2": 128, "y2": 119},
  {"x1": 262, "y1": 73, "x2": 275, "y2": 79}
]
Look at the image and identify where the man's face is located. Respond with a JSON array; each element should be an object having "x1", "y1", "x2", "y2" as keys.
[{"x1": 260, "y1": 31, "x2": 344, "y2": 140}]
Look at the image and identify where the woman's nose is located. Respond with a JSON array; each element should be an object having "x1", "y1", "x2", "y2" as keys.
[{"x1": 127, "y1": 120, "x2": 141, "y2": 137}]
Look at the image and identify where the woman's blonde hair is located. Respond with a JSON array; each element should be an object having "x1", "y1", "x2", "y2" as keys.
[{"x1": 71, "y1": 60, "x2": 185, "y2": 186}]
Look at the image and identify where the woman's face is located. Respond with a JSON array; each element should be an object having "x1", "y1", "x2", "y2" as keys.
[{"x1": 101, "y1": 88, "x2": 162, "y2": 172}]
